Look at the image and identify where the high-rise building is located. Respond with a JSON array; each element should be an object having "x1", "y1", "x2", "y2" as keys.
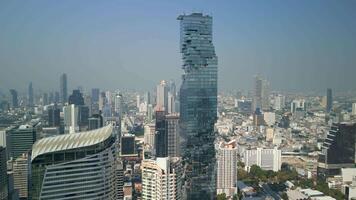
[
  {"x1": 291, "y1": 99, "x2": 306, "y2": 113},
  {"x1": 136, "y1": 94, "x2": 141, "y2": 109},
  {"x1": 155, "y1": 110, "x2": 167, "y2": 157},
  {"x1": 63, "y1": 104, "x2": 79, "y2": 133},
  {"x1": 178, "y1": 13, "x2": 218, "y2": 199},
  {"x1": 0, "y1": 146, "x2": 8, "y2": 200},
  {"x1": 8, "y1": 153, "x2": 29, "y2": 199},
  {"x1": 142, "y1": 157, "x2": 182, "y2": 200},
  {"x1": 88, "y1": 114, "x2": 103, "y2": 130},
  {"x1": 326, "y1": 88, "x2": 333, "y2": 113},
  {"x1": 253, "y1": 76, "x2": 270, "y2": 111},
  {"x1": 243, "y1": 147, "x2": 282, "y2": 172},
  {"x1": 120, "y1": 134, "x2": 136, "y2": 156},
  {"x1": 167, "y1": 92, "x2": 175, "y2": 114},
  {"x1": 7, "y1": 125, "x2": 36, "y2": 159},
  {"x1": 48, "y1": 105, "x2": 60, "y2": 127},
  {"x1": 216, "y1": 140, "x2": 238, "y2": 198},
  {"x1": 156, "y1": 80, "x2": 168, "y2": 111},
  {"x1": 42, "y1": 92, "x2": 48, "y2": 106},
  {"x1": 60, "y1": 73, "x2": 68, "y2": 104},
  {"x1": 30, "y1": 125, "x2": 117, "y2": 200},
  {"x1": 352, "y1": 103, "x2": 356, "y2": 116},
  {"x1": 318, "y1": 123, "x2": 356, "y2": 180},
  {"x1": 68, "y1": 89, "x2": 84, "y2": 106},
  {"x1": 166, "y1": 113, "x2": 180, "y2": 157},
  {"x1": 28, "y1": 82, "x2": 34, "y2": 107},
  {"x1": 273, "y1": 94, "x2": 285, "y2": 111},
  {"x1": 144, "y1": 91, "x2": 151, "y2": 105},
  {"x1": 91, "y1": 88, "x2": 100, "y2": 103},
  {"x1": 54, "y1": 91, "x2": 60, "y2": 103},
  {"x1": 9, "y1": 89, "x2": 19, "y2": 108},
  {"x1": 144, "y1": 123, "x2": 156, "y2": 150},
  {"x1": 147, "y1": 104, "x2": 154, "y2": 122}
]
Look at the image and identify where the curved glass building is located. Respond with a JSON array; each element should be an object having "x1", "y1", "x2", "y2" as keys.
[
  {"x1": 30, "y1": 125, "x2": 117, "y2": 200},
  {"x1": 177, "y1": 13, "x2": 218, "y2": 199}
]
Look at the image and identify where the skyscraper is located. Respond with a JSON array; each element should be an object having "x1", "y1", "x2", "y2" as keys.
[
  {"x1": 326, "y1": 88, "x2": 333, "y2": 113},
  {"x1": 156, "y1": 80, "x2": 168, "y2": 112},
  {"x1": 91, "y1": 88, "x2": 100, "y2": 103},
  {"x1": 318, "y1": 123, "x2": 356, "y2": 180},
  {"x1": 63, "y1": 104, "x2": 79, "y2": 133},
  {"x1": 7, "y1": 125, "x2": 36, "y2": 159},
  {"x1": 142, "y1": 157, "x2": 182, "y2": 200},
  {"x1": 8, "y1": 153, "x2": 29, "y2": 199},
  {"x1": 30, "y1": 125, "x2": 117, "y2": 200},
  {"x1": 178, "y1": 13, "x2": 218, "y2": 199},
  {"x1": 167, "y1": 92, "x2": 175, "y2": 114},
  {"x1": 68, "y1": 89, "x2": 85, "y2": 105},
  {"x1": 155, "y1": 110, "x2": 168, "y2": 157},
  {"x1": 28, "y1": 82, "x2": 34, "y2": 107},
  {"x1": 47, "y1": 105, "x2": 60, "y2": 127},
  {"x1": 60, "y1": 73, "x2": 68, "y2": 104},
  {"x1": 166, "y1": 113, "x2": 180, "y2": 157},
  {"x1": 216, "y1": 140, "x2": 238, "y2": 198},
  {"x1": 253, "y1": 76, "x2": 270, "y2": 111},
  {"x1": 9, "y1": 89, "x2": 19, "y2": 108},
  {"x1": 0, "y1": 146, "x2": 8, "y2": 200}
]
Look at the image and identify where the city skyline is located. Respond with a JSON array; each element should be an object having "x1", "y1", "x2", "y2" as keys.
[{"x1": 1, "y1": 0, "x2": 356, "y2": 93}]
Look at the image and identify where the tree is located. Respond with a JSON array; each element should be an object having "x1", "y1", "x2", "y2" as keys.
[{"x1": 217, "y1": 193, "x2": 227, "y2": 200}]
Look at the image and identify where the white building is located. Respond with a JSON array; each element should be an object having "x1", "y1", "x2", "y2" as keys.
[
  {"x1": 156, "y1": 80, "x2": 168, "y2": 111},
  {"x1": 144, "y1": 123, "x2": 155, "y2": 150},
  {"x1": 142, "y1": 157, "x2": 182, "y2": 200},
  {"x1": 216, "y1": 140, "x2": 238, "y2": 197},
  {"x1": 8, "y1": 154, "x2": 28, "y2": 199},
  {"x1": 291, "y1": 99, "x2": 306, "y2": 113},
  {"x1": 63, "y1": 104, "x2": 79, "y2": 134},
  {"x1": 263, "y1": 112, "x2": 276, "y2": 126},
  {"x1": 273, "y1": 95, "x2": 285, "y2": 111},
  {"x1": 352, "y1": 103, "x2": 356, "y2": 116},
  {"x1": 243, "y1": 147, "x2": 281, "y2": 172}
]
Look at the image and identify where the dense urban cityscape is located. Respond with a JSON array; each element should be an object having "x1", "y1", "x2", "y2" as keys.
[{"x1": 1, "y1": 1, "x2": 356, "y2": 200}]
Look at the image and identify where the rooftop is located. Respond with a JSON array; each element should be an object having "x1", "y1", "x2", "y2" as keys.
[{"x1": 31, "y1": 125, "x2": 113, "y2": 161}]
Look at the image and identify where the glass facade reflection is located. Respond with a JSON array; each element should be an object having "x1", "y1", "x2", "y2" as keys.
[{"x1": 178, "y1": 13, "x2": 218, "y2": 199}]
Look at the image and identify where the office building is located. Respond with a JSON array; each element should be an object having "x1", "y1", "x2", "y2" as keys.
[
  {"x1": 273, "y1": 94, "x2": 285, "y2": 111},
  {"x1": 155, "y1": 110, "x2": 167, "y2": 157},
  {"x1": 7, "y1": 125, "x2": 36, "y2": 159},
  {"x1": 352, "y1": 103, "x2": 356, "y2": 116},
  {"x1": 63, "y1": 104, "x2": 79, "y2": 134},
  {"x1": 291, "y1": 99, "x2": 306, "y2": 113},
  {"x1": 237, "y1": 99, "x2": 252, "y2": 114},
  {"x1": 28, "y1": 82, "x2": 34, "y2": 107},
  {"x1": 166, "y1": 113, "x2": 180, "y2": 157},
  {"x1": 136, "y1": 94, "x2": 140, "y2": 109},
  {"x1": 116, "y1": 160, "x2": 124, "y2": 200},
  {"x1": 114, "y1": 93, "x2": 124, "y2": 117},
  {"x1": 88, "y1": 114, "x2": 103, "y2": 130},
  {"x1": 30, "y1": 125, "x2": 117, "y2": 200},
  {"x1": 60, "y1": 73, "x2": 68, "y2": 104},
  {"x1": 121, "y1": 134, "x2": 136, "y2": 156},
  {"x1": 318, "y1": 123, "x2": 356, "y2": 180},
  {"x1": 253, "y1": 76, "x2": 270, "y2": 111},
  {"x1": 144, "y1": 123, "x2": 156, "y2": 150},
  {"x1": 9, "y1": 89, "x2": 19, "y2": 108},
  {"x1": 244, "y1": 147, "x2": 282, "y2": 172},
  {"x1": 216, "y1": 140, "x2": 238, "y2": 197},
  {"x1": 264, "y1": 112, "x2": 276, "y2": 127},
  {"x1": 156, "y1": 80, "x2": 168, "y2": 111},
  {"x1": 178, "y1": 13, "x2": 218, "y2": 199},
  {"x1": 91, "y1": 88, "x2": 100, "y2": 103},
  {"x1": 8, "y1": 154, "x2": 29, "y2": 199},
  {"x1": 0, "y1": 146, "x2": 8, "y2": 200},
  {"x1": 142, "y1": 157, "x2": 182, "y2": 200},
  {"x1": 167, "y1": 92, "x2": 175, "y2": 114},
  {"x1": 47, "y1": 106, "x2": 60, "y2": 127},
  {"x1": 68, "y1": 89, "x2": 84, "y2": 106},
  {"x1": 147, "y1": 104, "x2": 153, "y2": 122},
  {"x1": 326, "y1": 88, "x2": 333, "y2": 113}
]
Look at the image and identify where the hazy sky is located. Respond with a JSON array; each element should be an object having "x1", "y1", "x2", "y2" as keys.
[{"x1": 0, "y1": 0, "x2": 356, "y2": 93}]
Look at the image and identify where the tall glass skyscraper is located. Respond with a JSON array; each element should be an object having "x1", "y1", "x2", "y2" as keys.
[{"x1": 178, "y1": 13, "x2": 218, "y2": 199}]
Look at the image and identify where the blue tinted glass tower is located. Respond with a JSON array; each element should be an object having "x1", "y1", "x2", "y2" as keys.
[{"x1": 178, "y1": 13, "x2": 218, "y2": 199}]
